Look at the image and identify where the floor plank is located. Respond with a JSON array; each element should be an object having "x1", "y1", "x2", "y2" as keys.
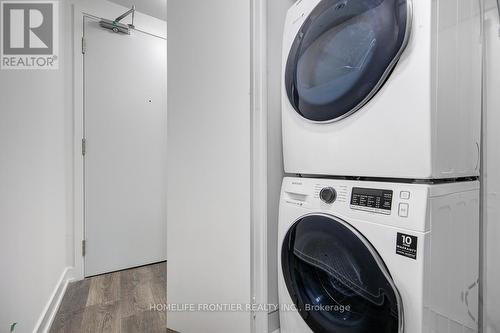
[
  {"x1": 49, "y1": 309, "x2": 85, "y2": 333},
  {"x1": 119, "y1": 279, "x2": 155, "y2": 318},
  {"x1": 49, "y1": 262, "x2": 167, "y2": 333},
  {"x1": 121, "y1": 310, "x2": 164, "y2": 333},
  {"x1": 59, "y1": 279, "x2": 91, "y2": 314},
  {"x1": 80, "y1": 303, "x2": 120, "y2": 333},
  {"x1": 86, "y1": 271, "x2": 121, "y2": 306}
]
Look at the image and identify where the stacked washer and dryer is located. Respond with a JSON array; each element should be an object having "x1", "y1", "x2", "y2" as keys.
[{"x1": 277, "y1": 0, "x2": 482, "y2": 333}]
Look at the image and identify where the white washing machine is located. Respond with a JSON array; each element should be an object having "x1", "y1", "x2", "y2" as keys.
[
  {"x1": 282, "y1": 0, "x2": 482, "y2": 179},
  {"x1": 278, "y1": 177, "x2": 479, "y2": 333}
]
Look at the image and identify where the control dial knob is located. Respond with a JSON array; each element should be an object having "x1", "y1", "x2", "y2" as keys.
[{"x1": 320, "y1": 187, "x2": 337, "y2": 204}]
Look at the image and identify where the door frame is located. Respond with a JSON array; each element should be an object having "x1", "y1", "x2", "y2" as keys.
[
  {"x1": 250, "y1": 0, "x2": 269, "y2": 333},
  {"x1": 72, "y1": 4, "x2": 167, "y2": 280},
  {"x1": 250, "y1": 0, "x2": 268, "y2": 331}
]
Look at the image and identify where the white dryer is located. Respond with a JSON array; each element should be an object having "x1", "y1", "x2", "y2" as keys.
[
  {"x1": 278, "y1": 177, "x2": 479, "y2": 333},
  {"x1": 282, "y1": 0, "x2": 482, "y2": 179}
]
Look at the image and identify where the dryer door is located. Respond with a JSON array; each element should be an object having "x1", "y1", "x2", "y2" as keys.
[
  {"x1": 281, "y1": 214, "x2": 403, "y2": 333},
  {"x1": 285, "y1": 0, "x2": 411, "y2": 122}
]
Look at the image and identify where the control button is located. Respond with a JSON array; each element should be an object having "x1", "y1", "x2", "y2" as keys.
[
  {"x1": 400, "y1": 191, "x2": 410, "y2": 200},
  {"x1": 320, "y1": 187, "x2": 337, "y2": 204},
  {"x1": 398, "y1": 203, "x2": 409, "y2": 218}
]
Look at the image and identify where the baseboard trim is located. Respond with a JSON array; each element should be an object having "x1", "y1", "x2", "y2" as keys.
[{"x1": 33, "y1": 267, "x2": 75, "y2": 333}]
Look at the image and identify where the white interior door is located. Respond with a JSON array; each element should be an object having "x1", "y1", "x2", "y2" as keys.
[{"x1": 83, "y1": 18, "x2": 167, "y2": 277}]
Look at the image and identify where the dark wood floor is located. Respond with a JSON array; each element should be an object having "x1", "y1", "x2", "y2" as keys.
[{"x1": 49, "y1": 262, "x2": 176, "y2": 333}]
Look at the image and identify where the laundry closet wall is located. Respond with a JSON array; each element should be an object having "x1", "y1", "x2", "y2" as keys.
[
  {"x1": 483, "y1": 0, "x2": 500, "y2": 332},
  {"x1": 166, "y1": 0, "x2": 252, "y2": 332}
]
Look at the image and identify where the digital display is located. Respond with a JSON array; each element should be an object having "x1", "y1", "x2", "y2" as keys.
[{"x1": 350, "y1": 187, "x2": 393, "y2": 214}]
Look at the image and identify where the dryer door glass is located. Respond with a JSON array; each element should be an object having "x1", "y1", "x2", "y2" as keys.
[
  {"x1": 281, "y1": 214, "x2": 402, "y2": 333},
  {"x1": 285, "y1": 0, "x2": 410, "y2": 122}
]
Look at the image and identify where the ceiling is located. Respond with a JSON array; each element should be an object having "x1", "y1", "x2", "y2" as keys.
[{"x1": 107, "y1": 0, "x2": 167, "y2": 21}]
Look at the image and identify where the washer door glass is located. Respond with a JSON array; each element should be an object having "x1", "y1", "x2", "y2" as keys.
[
  {"x1": 281, "y1": 214, "x2": 402, "y2": 333},
  {"x1": 285, "y1": 0, "x2": 410, "y2": 122}
]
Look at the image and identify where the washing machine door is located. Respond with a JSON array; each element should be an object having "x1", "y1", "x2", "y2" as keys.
[
  {"x1": 281, "y1": 214, "x2": 403, "y2": 333},
  {"x1": 285, "y1": 0, "x2": 411, "y2": 122}
]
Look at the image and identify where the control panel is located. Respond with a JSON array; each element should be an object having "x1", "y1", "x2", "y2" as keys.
[
  {"x1": 281, "y1": 177, "x2": 441, "y2": 233},
  {"x1": 350, "y1": 187, "x2": 393, "y2": 215},
  {"x1": 283, "y1": 179, "x2": 414, "y2": 219}
]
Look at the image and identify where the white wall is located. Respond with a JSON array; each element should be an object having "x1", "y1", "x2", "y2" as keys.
[
  {"x1": 483, "y1": 1, "x2": 500, "y2": 332},
  {"x1": 107, "y1": 0, "x2": 167, "y2": 21},
  {"x1": 267, "y1": 0, "x2": 293, "y2": 331},
  {"x1": 0, "y1": 56, "x2": 68, "y2": 332},
  {"x1": 0, "y1": 1, "x2": 69, "y2": 331},
  {"x1": 0, "y1": 1, "x2": 165, "y2": 332},
  {"x1": 166, "y1": 0, "x2": 252, "y2": 332}
]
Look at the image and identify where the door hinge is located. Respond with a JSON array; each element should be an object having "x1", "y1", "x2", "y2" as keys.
[
  {"x1": 81, "y1": 138, "x2": 86, "y2": 156},
  {"x1": 82, "y1": 240, "x2": 86, "y2": 257},
  {"x1": 81, "y1": 37, "x2": 86, "y2": 54}
]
